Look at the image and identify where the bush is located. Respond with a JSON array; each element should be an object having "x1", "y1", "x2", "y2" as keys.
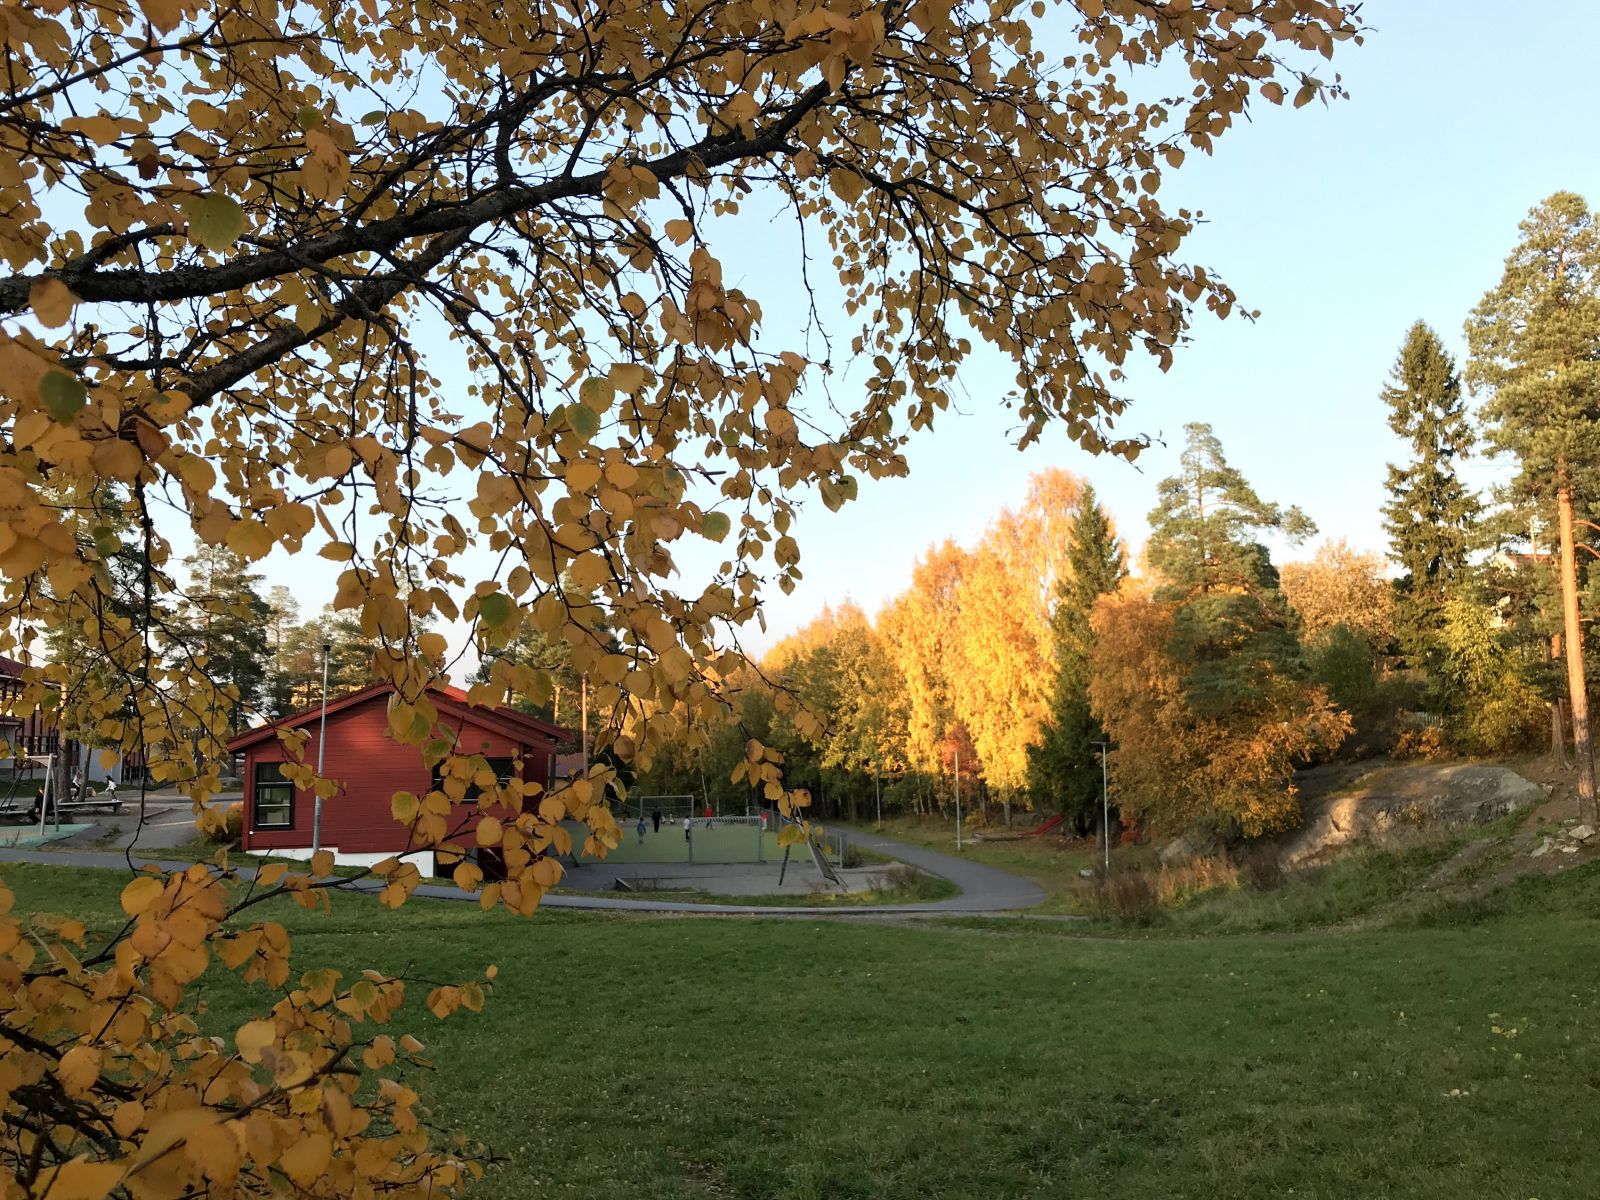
[
  {"x1": 1236, "y1": 846, "x2": 1285, "y2": 891},
  {"x1": 1394, "y1": 725, "x2": 1452, "y2": 760},
  {"x1": 1086, "y1": 870, "x2": 1160, "y2": 924},
  {"x1": 206, "y1": 802, "x2": 243, "y2": 845},
  {"x1": 1308, "y1": 625, "x2": 1379, "y2": 714}
]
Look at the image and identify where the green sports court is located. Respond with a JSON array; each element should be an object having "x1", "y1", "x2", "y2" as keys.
[{"x1": 569, "y1": 816, "x2": 792, "y2": 865}]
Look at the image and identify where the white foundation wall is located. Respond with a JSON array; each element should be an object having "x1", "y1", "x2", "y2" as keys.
[{"x1": 251, "y1": 847, "x2": 436, "y2": 873}]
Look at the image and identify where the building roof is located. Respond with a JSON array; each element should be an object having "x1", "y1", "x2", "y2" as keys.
[{"x1": 226, "y1": 681, "x2": 572, "y2": 753}]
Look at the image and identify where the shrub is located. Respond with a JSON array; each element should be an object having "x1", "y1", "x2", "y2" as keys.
[
  {"x1": 206, "y1": 802, "x2": 243, "y2": 845},
  {"x1": 1236, "y1": 846, "x2": 1285, "y2": 891},
  {"x1": 1394, "y1": 725, "x2": 1452, "y2": 760},
  {"x1": 1155, "y1": 855, "x2": 1239, "y2": 906},
  {"x1": 1086, "y1": 871, "x2": 1160, "y2": 924}
]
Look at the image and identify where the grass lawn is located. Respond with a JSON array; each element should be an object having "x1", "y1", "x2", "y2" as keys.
[
  {"x1": 9, "y1": 858, "x2": 1600, "y2": 1198},
  {"x1": 860, "y1": 815, "x2": 1498, "y2": 933}
]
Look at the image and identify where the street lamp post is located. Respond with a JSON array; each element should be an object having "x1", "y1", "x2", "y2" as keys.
[
  {"x1": 954, "y1": 745, "x2": 962, "y2": 851},
  {"x1": 1092, "y1": 740, "x2": 1110, "y2": 872},
  {"x1": 312, "y1": 640, "x2": 331, "y2": 854}
]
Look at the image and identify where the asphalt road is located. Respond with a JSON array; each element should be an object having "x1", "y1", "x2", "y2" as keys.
[{"x1": 0, "y1": 829, "x2": 1047, "y2": 917}]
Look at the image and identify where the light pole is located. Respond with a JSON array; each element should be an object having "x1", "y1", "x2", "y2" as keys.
[
  {"x1": 954, "y1": 745, "x2": 962, "y2": 851},
  {"x1": 874, "y1": 756, "x2": 881, "y2": 829},
  {"x1": 312, "y1": 639, "x2": 330, "y2": 854},
  {"x1": 1092, "y1": 740, "x2": 1110, "y2": 872}
]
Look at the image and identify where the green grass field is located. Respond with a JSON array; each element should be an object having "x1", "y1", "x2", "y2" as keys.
[{"x1": 8, "y1": 857, "x2": 1600, "y2": 1198}]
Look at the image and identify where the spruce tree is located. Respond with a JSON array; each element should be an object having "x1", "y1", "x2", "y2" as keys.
[
  {"x1": 1026, "y1": 486, "x2": 1125, "y2": 826},
  {"x1": 1380, "y1": 321, "x2": 1479, "y2": 665},
  {"x1": 1468, "y1": 191, "x2": 1600, "y2": 817}
]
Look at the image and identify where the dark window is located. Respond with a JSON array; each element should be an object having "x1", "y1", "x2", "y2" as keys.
[
  {"x1": 253, "y1": 762, "x2": 294, "y2": 829},
  {"x1": 431, "y1": 757, "x2": 517, "y2": 800}
]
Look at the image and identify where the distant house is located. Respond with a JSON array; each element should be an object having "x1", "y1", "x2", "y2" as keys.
[
  {"x1": 0, "y1": 656, "x2": 59, "y2": 760},
  {"x1": 0, "y1": 656, "x2": 146, "y2": 790},
  {"x1": 227, "y1": 682, "x2": 571, "y2": 870}
]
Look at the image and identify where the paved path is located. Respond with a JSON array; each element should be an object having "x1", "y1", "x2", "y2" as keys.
[{"x1": 0, "y1": 830, "x2": 1047, "y2": 917}]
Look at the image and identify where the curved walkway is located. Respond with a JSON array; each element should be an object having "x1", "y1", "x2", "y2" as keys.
[{"x1": 0, "y1": 832, "x2": 1047, "y2": 917}]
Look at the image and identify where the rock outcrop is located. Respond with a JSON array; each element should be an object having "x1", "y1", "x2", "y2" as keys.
[{"x1": 1281, "y1": 764, "x2": 1543, "y2": 866}]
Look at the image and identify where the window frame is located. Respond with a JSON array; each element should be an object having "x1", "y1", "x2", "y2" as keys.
[{"x1": 252, "y1": 760, "x2": 295, "y2": 830}]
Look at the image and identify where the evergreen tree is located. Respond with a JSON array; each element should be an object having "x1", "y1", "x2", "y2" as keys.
[
  {"x1": 173, "y1": 547, "x2": 271, "y2": 731},
  {"x1": 1381, "y1": 321, "x2": 1479, "y2": 666},
  {"x1": 1146, "y1": 424, "x2": 1315, "y2": 713},
  {"x1": 1026, "y1": 486, "x2": 1125, "y2": 828},
  {"x1": 1147, "y1": 423, "x2": 1315, "y2": 595},
  {"x1": 471, "y1": 625, "x2": 582, "y2": 726},
  {"x1": 270, "y1": 608, "x2": 375, "y2": 714},
  {"x1": 262, "y1": 587, "x2": 301, "y2": 717},
  {"x1": 1467, "y1": 191, "x2": 1600, "y2": 816},
  {"x1": 40, "y1": 483, "x2": 150, "y2": 763}
]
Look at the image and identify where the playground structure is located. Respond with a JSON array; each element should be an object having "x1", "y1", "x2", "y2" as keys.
[
  {"x1": 968, "y1": 812, "x2": 1066, "y2": 842},
  {"x1": 0, "y1": 753, "x2": 127, "y2": 828}
]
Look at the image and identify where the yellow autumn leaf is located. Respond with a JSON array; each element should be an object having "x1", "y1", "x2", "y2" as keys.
[
  {"x1": 278, "y1": 1132, "x2": 332, "y2": 1186},
  {"x1": 119, "y1": 875, "x2": 164, "y2": 917},
  {"x1": 31, "y1": 1158, "x2": 123, "y2": 1200},
  {"x1": 565, "y1": 460, "x2": 602, "y2": 492},
  {"x1": 55, "y1": 1045, "x2": 102, "y2": 1097},
  {"x1": 608, "y1": 362, "x2": 648, "y2": 393},
  {"x1": 235, "y1": 1018, "x2": 276, "y2": 1063},
  {"x1": 256, "y1": 862, "x2": 288, "y2": 888},
  {"x1": 29, "y1": 279, "x2": 76, "y2": 328}
]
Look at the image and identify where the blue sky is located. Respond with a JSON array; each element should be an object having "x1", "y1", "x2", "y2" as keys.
[
  {"x1": 239, "y1": 2, "x2": 1600, "y2": 671},
  {"x1": 740, "y1": 0, "x2": 1600, "y2": 648}
]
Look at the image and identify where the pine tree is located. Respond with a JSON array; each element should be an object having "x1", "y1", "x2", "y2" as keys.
[
  {"x1": 1467, "y1": 191, "x2": 1600, "y2": 817},
  {"x1": 173, "y1": 546, "x2": 271, "y2": 731},
  {"x1": 1026, "y1": 486, "x2": 1125, "y2": 828},
  {"x1": 1146, "y1": 424, "x2": 1315, "y2": 712},
  {"x1": 1131, "y1": 425, "x2": 1342, "y2": 836},
  {"x1": 1147, "y1": 423, "x2": 1316, "y2": 595},
  {"x1": 270, "y1": 608, "x2": 375, "y2": 713},
  {"x1": 263, "y1": 587, "x2": 301, "y2": 717},
  {"x1": 1381, "y1": 321, "x2": 1479, "y2": 666}
]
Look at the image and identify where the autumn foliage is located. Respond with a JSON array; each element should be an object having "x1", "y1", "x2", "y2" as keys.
[
  {"x1": 0, "y1": 0, "x2": 1365, "y2": 1192},
  {"x1": 1090, "y1": 583, "x2": 1350, "y2": 837}
]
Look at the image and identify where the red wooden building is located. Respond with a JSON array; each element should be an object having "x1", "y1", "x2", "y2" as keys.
[{"x1": 228, "y1": 682, "x2": 570, "y2": 869}]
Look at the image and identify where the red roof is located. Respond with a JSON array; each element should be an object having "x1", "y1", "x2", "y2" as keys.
[{"x1": 227, "y1": 681, "x2": 572, "y2": 753}]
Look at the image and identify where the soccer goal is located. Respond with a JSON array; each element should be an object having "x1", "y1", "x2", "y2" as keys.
[{"x1": 633, "y1": 793, "x2": 701, "y2": 819}]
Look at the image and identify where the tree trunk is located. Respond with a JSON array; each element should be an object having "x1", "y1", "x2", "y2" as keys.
[
  {"x1": 1551, "y1": 634, "x2": 1570, "y2": 762},
  {"x1": 1557, "y1": 485, "x2": 1596, "y2": 817}
]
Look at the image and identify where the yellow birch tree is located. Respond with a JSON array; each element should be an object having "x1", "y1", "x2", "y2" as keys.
[{"x1": 0, "y1": 0, "x2": 1365, "y2": 1192}]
